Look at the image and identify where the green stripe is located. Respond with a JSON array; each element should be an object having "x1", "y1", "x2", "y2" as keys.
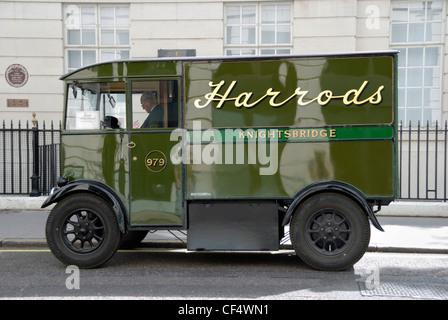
[{"x1": 186, "y1": 126, "x2": 394, "y2": 143}]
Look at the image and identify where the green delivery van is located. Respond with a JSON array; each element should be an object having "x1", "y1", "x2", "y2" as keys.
[{"x1": 43, "y1": 51, "x2": 398, "y2": 271}]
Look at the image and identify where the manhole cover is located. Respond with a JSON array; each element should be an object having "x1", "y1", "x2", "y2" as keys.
[{"x1": 359, "y1": 281, "x2": 448, "y2": 300}]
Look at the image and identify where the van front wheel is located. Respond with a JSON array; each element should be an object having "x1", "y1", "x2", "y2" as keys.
[
  {"x1": 290, "y1": 193, "x2": 370, "y2": 271},
  {"x1": 45, "y1": 193, "x2": 121, "y2": 268}
]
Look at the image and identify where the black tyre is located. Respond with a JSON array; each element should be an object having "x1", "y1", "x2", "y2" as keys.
[
  {"x1": 290, "y1": 193, "x2": 370, "y2": 271},
  {"x1": 119, "y1": 230, "x2": 149, "y2": 249},
  {"x1": 45, "y1": 193, "x2": 121, "y2": 269}
]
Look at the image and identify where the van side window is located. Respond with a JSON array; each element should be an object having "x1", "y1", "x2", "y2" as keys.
[
  {"x1": 65, "y1": 82, "x2": 126, "y2": 130},
  {"x1": 131, "y1": 80, "x2": 179, "y2": 129}
]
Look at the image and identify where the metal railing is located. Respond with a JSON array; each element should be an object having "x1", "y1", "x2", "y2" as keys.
[
  {"x1": 398, "y1": 120, "x2": 447, "y2": 201},
  {"x1": 0, "y1": 119, "x2": 447, "y2": 200},
  {"x1": 0, "y1": 118, "x2": 61, "y2": 196}
]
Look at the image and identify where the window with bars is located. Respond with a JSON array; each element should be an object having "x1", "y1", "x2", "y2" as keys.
[
  {"x1": 390, "y1": 1, "x2": 444, "y2": 126},
  {"x1": 64, "y1": 4, "x2": 130, "y2": 73},
  {"x1": 224, "y1": 3, "x2": 292, "y2": 56}
]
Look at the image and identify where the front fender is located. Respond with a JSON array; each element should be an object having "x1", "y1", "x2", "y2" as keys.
[{"x1": 42, "y1": 180, "x2": 127, "y2": 233}]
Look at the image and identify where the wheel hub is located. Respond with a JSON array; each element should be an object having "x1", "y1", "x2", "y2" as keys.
[
  {"x1": 77, "y1": 220, "x2": 93, "y2": 237},
  {"x1": 62, "y1": 210, "x2": 105, "y2": 253},
  {"x1": 306, "y1": 209, "x2": 353, "y2": 255}
]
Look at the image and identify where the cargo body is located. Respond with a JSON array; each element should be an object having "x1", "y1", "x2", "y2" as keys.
[{"x1": 43, "y1": 51, "x2": 398, "y2": 271}]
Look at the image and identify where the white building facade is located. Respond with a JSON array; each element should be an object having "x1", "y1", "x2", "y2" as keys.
[{"x1": 0, "y1": 0, "x2": 447, "y2": 127}]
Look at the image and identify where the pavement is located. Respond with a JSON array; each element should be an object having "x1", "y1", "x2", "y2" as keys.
[{"x1": 0, "y1": 196, "x2": 447, "y2": 253}]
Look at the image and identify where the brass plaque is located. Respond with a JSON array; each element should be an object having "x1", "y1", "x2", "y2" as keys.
[{"x1": 7, "y1": 99, "x2": 29, "y2": 108}]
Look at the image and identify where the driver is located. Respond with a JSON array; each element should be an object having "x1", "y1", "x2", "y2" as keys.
[{"x1": 140, "y1": 91, "x2": 163, "y2": 128}]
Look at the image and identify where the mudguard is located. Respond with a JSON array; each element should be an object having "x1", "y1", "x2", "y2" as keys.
[
  {"x1": 41, "y1": 180, "x2": 127, "y2": 233},
  {"x1": 282, "y1": 181, "x2": 384, "y2": 232}
]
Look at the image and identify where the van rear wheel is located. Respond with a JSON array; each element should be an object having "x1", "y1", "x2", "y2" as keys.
[
  {"x1": 290, "y1": 193, "x2": 370, "y2": 271},
  {"x1": 45, "y1": 193, "x2": 121, "y2": 268}
]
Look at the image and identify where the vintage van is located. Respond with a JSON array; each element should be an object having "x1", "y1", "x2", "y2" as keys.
[{"x1": 43, "y1": 51, "x2": 398, "y2": 271}]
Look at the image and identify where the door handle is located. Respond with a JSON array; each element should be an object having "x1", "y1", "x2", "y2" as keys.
[{"x1": 127, "y1": 141, "x2": 136, "y2": 149}]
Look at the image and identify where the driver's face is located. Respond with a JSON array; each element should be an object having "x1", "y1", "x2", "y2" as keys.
[{"x1": 140, "y1": 96, "x2": 152, "y2": 113}]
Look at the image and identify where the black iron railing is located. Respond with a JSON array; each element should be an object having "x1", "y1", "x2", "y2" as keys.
[
  {"x1": 0, "y1": 118, "x2": 60, "y2": 196},
  {"x1": 0, "y1": 119, "x2": 447, "y2": 200},
  {"x1": 398, "y1": 120, "x2": 447, "y2": 201}
]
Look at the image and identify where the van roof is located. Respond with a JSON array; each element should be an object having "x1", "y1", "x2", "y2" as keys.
[{"x1": 60, "y1": 50, "x2": 398, "y2": 81}]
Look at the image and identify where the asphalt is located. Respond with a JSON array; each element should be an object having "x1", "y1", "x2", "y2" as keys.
[{"x1": 0, "y1": 197, "x2": 447, "y2": 254}]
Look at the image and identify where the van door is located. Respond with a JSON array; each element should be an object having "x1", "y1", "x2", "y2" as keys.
[{"x1": 128, "y1": 79, "x2": 183, "y2": 226}]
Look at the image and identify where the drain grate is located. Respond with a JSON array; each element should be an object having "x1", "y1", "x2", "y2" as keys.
[{"x1": 359, "y1": 281, "x2": 448, "y2": 300}]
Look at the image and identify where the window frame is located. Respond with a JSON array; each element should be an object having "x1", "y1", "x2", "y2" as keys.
[
  {"x1": 64, "y1": 4, "x2": 131, "y2": 73},
  {"x1": 130, "y1": 79, "x2": 181, "y2": 130},
  {"x1": 64, "y1": 80, "x2": 127, "y2": 131},
  {"x1": 390, "y1": 0, "x2": 445, "y2": 126},
  {"x1": 224, "y1": 2, "x2": 293, "y2": 56}
]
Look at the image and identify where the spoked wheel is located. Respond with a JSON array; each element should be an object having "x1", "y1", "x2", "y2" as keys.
[
  {"x1": 61, "y1": 208, "x2": 106, "y2": 253},
  {"x1": 46, "y1": 193, "x2": 121, "y2": 268},
  {"x1": 291, "y1": 193, "x2": 370, "y2": 271}
]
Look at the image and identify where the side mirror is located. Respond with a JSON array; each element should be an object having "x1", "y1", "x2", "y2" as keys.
[{"x1": 71, "y1": 83, "x2": 78, "y2": 99}]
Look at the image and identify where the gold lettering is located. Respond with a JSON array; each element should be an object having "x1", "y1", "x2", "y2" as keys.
[
  {"x1": 235, "y1": 92, "x2": 254, "y2": 108},
  {"x1": 261, "y1": 128, "x2": 339, "y2": 140},
  {"x1": 342, "y1": 81, "x2": 383, "y2": 105},
  {"x1": 267, "y1": 89, "x2": 282, "y2": 107},
  {"x1": 194, "y1": 81, "x2": 224, "y2": 109},
  {"x1": 267, "y1": 88, "x2": 298, "y2": 107},
  {"x1": 216, "y1": 80, "x2": 237, "y2": 108},
  {"x1": 295, "y1": 88, "x2": 313, "y2": 106},
  {"x1": 329, "y1": 129, "x2": 336, "y2": 138},
  {"x1": 193, "y1": 80, "x2": 238, "y2": 109},
  {"x1": 317, "y1": 90, "x2": 333, "y2": 105},
  {"x1": 194, "y1": 80, "x2": 385, "y2": 110},
  {"x1": 369, "y1": 86, "x2": 385, "y2": 104}
]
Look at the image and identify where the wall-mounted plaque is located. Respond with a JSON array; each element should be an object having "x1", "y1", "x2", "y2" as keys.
[
  {"x1": 158, "y1": 49, "x2": 196, "y2": 58},
  {"x1": 5, "y1": 64, "x2": 29, "y2": 88},
  {"x1": 7, "y1": 99, "x2": 29, "y2": 108}
]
